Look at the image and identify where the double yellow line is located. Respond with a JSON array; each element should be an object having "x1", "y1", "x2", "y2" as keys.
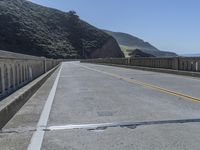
[
  {"x1": 77, "y1": 63, "x2": 200, "y2": 103},
  {"x1": 120, "y1": 76, "x2": 200, "y2": 103}
]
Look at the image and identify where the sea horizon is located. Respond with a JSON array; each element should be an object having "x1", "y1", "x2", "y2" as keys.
[{"x1": 179, "y1": 53, "x2": 200, "y2": 57}]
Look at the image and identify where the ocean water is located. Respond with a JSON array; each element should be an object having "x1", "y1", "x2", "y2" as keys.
[{"x1": 180, "y1": 54, "x2": 200, "y2": 57}]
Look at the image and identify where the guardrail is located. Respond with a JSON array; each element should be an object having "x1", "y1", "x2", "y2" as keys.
[
  {"x1": 0, "y1": 56, "x2": 60, "y2": 99},
  {"x1": 82, "y1": 57, "x2": 200, "y2": 72}
]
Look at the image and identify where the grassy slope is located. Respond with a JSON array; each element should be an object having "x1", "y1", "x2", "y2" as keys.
[
  {"x1": 120, "y1": 44, "x2": 144, "y2": 57},
  {"x1": 119, "y1": 45, "x2": 131, "y2": 57}
]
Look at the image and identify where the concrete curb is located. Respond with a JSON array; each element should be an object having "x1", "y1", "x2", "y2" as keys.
[
  {"x1": 0, "y1": 64, "x2": 60, "y2": 129},
  {"x1": 83, "y1": 62, "x2": 200, "y2": 78}
]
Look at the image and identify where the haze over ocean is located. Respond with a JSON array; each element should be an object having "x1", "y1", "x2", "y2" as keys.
[{"x1": 29, "y1": 0, "x2": 200, "y2": 55}]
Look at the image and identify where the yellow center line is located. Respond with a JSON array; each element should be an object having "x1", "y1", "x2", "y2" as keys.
[{"x1": 75, "y1": 63, "x2": 200, "y2": 103}]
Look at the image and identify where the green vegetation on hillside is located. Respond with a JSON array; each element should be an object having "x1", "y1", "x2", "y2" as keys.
[
  {"x1": 129, "y1": 49, "x2": 155, "y2": 58},
  {"x1": 0, "y1": 0, "x2": 124, "y2": 58},
  {"x1": 119, "y1": 45, "x2": 134, "y2": 57}
]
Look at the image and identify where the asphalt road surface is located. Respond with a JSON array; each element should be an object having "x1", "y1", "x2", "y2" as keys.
[{"x1": 1, "y1": 61, "x2": 200, "y2": 150}]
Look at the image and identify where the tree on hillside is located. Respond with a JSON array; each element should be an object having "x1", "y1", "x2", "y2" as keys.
[{"x1": 67, "y1": 10, "x2": 79, "y2": 20}]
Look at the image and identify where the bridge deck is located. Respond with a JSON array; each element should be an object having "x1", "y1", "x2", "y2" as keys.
[{"x1": 1, "y1": 61, "x2": 200, "y2": 150}]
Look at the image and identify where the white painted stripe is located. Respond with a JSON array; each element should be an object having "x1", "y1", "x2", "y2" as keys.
[{"x1": 27, "y1": 64, "x2": 62, "y2": 150}]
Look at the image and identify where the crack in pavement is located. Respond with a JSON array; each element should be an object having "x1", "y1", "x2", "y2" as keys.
[
  {"x1": 0, "y1": 127, "x2": 36, "y2": 134},
  {"x1": 2, "y1": 118, "x2": 200, "y2": 134},
  {"x1": 45, "y1": 118, "x2": 200, "y2": 131}
]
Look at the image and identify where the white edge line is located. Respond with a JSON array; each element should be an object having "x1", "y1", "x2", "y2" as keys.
[{"x1": 27, "y1": 63, "x2": 63, "y2": 150}]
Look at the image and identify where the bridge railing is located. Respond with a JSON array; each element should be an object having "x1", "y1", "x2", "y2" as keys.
[
  {"x1": 0, "y1": 56, "x2": 60, "y2": 99},
  {"x1": 82, "y1": 57, "x2": 200, "y2": 72}
]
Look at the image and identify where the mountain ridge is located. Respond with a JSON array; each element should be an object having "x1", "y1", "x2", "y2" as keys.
[{"x1": 103, "y1": 30, "x2": 177, "y2": 57}]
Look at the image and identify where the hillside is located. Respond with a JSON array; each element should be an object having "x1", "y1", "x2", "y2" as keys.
[
  {"x1": 0, "y1": 0, "x2": 124, "y2": 59},
  {"x1": 128, "y1": 49, "x2": 155, "y2": 58},
  {"x1": 103, "y1": 30, "x2": 177, "y2": 57}
]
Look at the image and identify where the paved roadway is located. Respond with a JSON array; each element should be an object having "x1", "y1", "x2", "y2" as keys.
[{"x1": 1, "y1": 61, "x2": 200, "y2": 150}]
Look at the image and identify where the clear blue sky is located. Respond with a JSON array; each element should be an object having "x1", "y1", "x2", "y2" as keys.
[{"x1": 29, "y1": 0, "x2": 200, "y2": 54}]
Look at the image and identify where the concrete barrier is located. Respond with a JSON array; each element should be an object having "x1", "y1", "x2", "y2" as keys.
[
  {"x1": 0, "y1": 55, "x2": 60, "y2": 100},
  {"x1": 0, "y1": 65, "x2": 60, "y2": 129},
  {"x1": 81, "y1": 57, "x2": 200, "y2": 74}
]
